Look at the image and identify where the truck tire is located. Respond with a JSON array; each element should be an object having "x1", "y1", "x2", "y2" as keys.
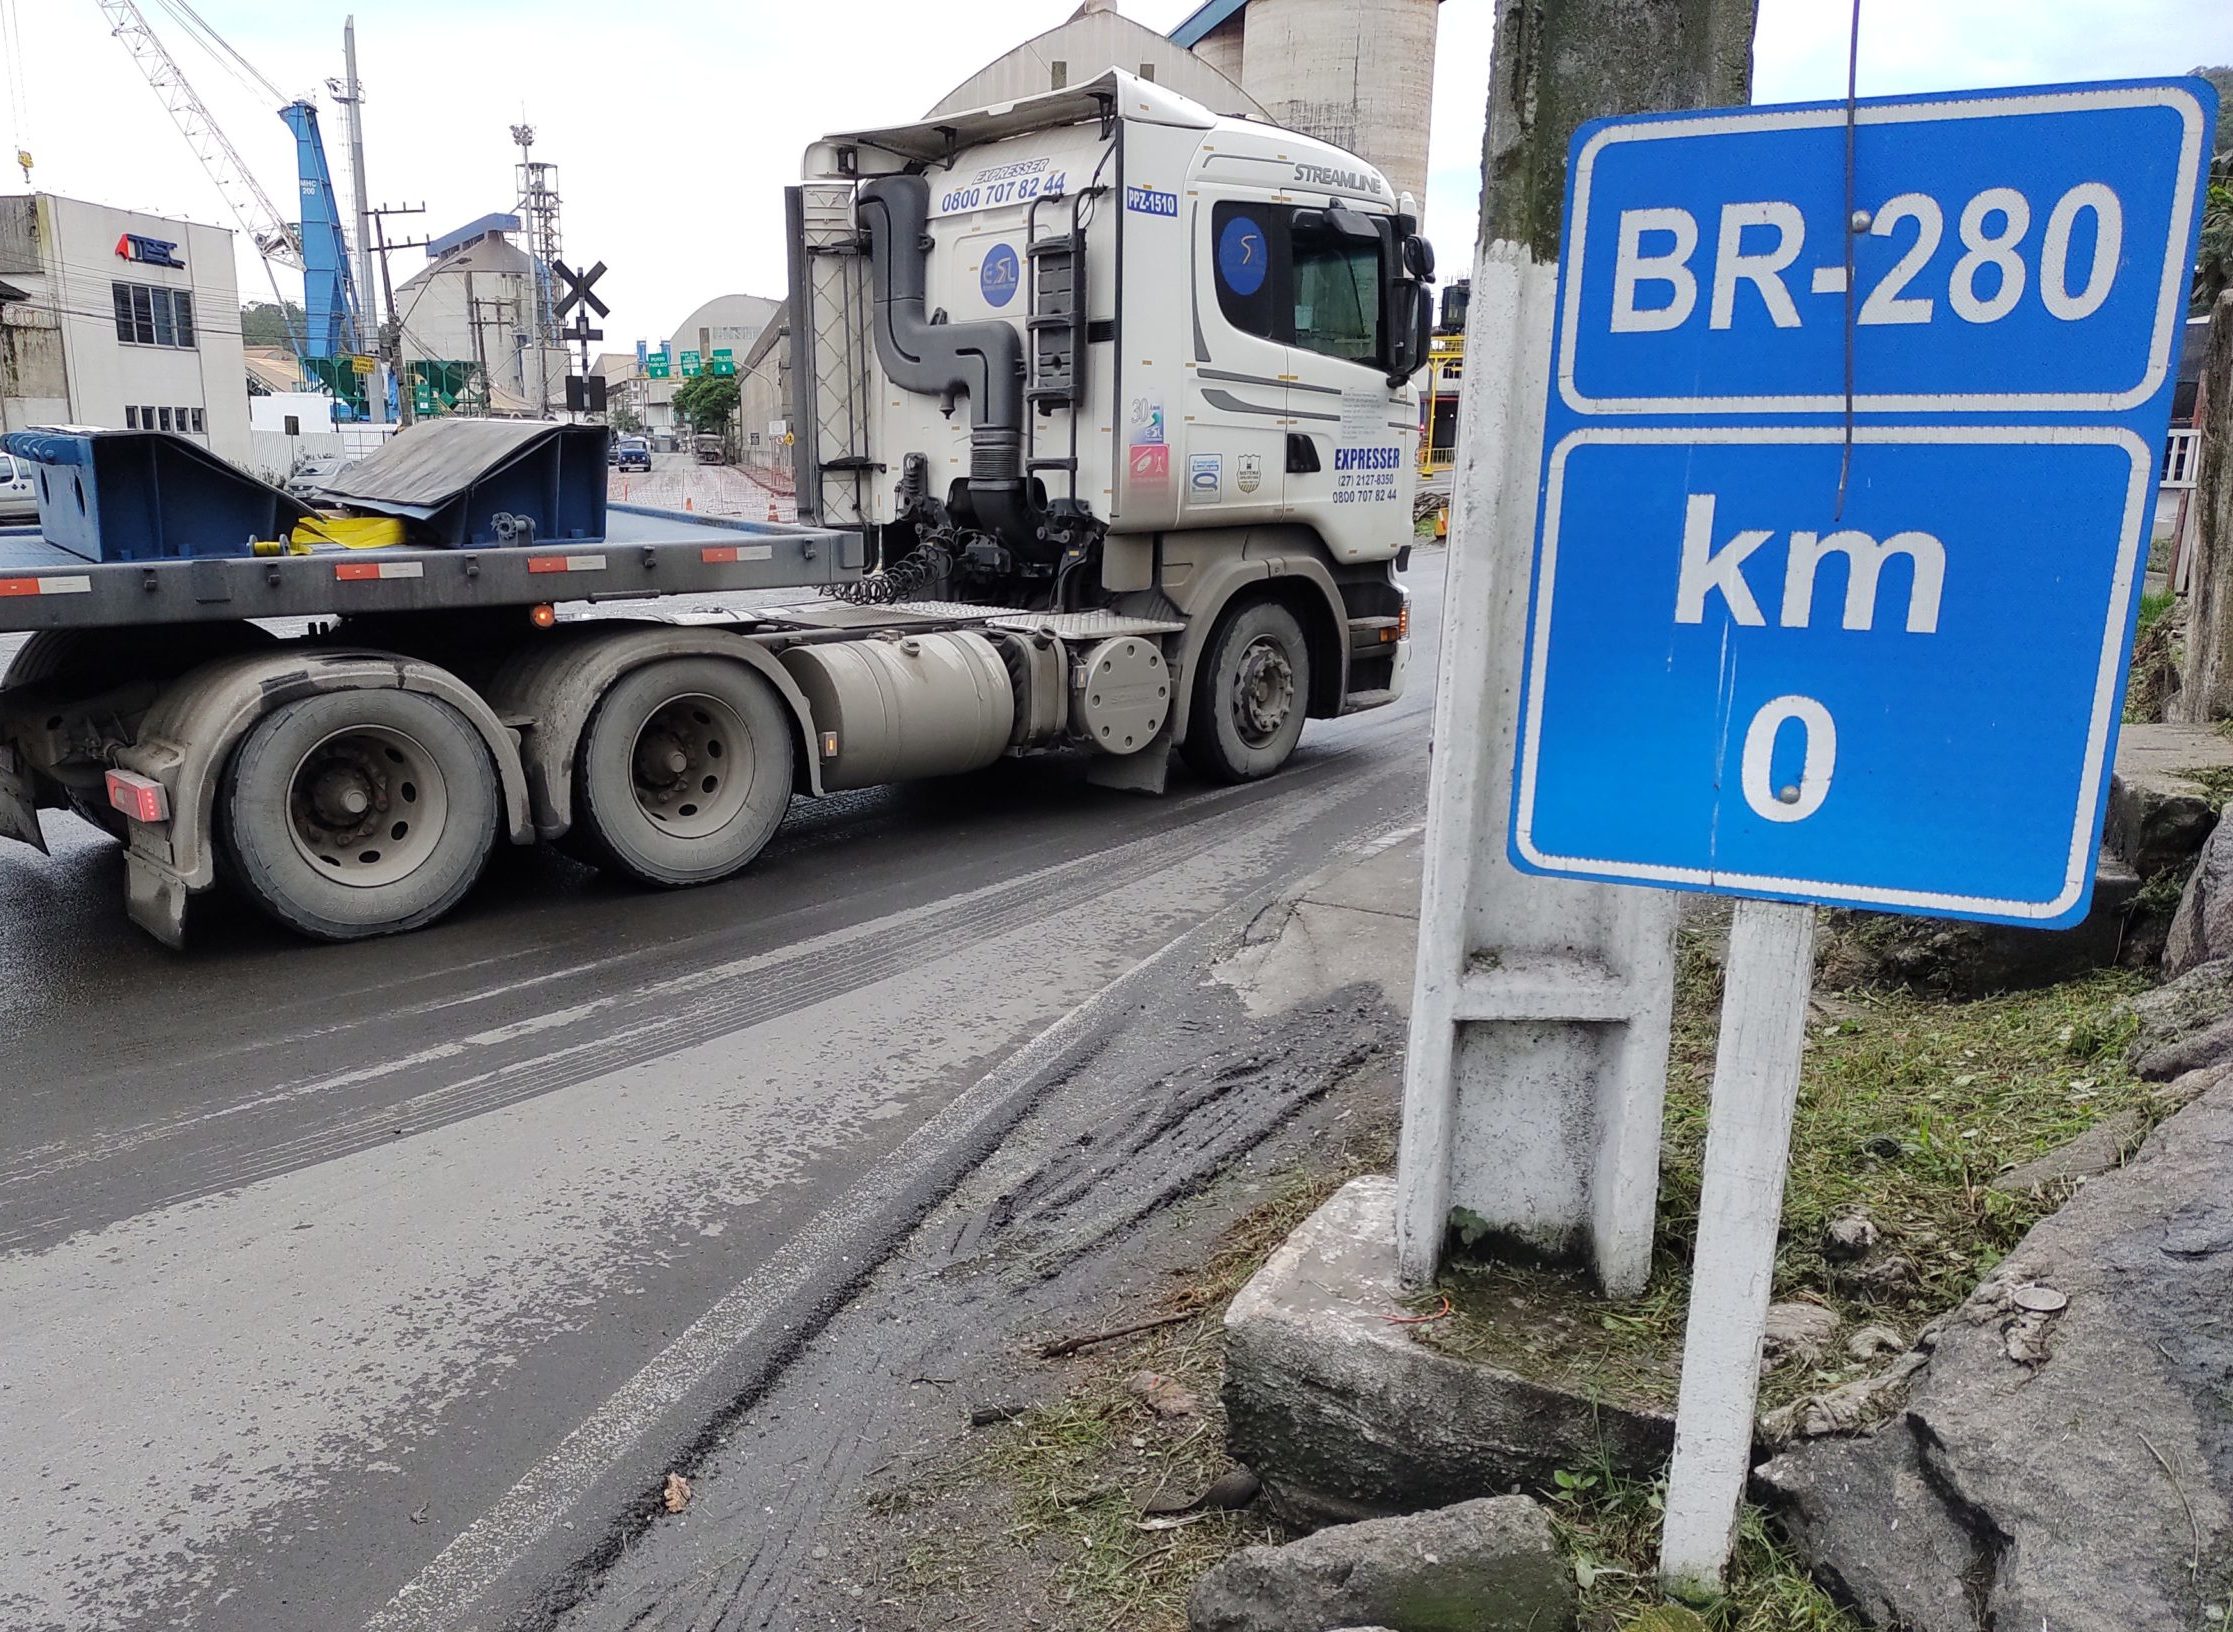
[
  {"x1": 1181, "y1": 599, "x2": 1312, "y2": 783},
  {"x1": 571, "y1": 657, "x2": 794, "y2": 887},
  {"x1": 218, "y1": 689, "x2": 499, "y2": 940}
]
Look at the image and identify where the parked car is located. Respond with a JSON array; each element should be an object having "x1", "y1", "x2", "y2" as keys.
[
  {"x1": 284, "y1": 454, "x2": 356, "y2": 501},
  {"x1": 0, "y1": 452, "x2": 36, "y2": 523},
  {"x1": 615, "y1": 437, "x2": 652, "y2": 472}
]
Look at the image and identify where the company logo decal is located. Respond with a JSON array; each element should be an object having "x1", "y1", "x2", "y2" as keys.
[
  {"x1": 980, "y1": 242, "x2": 1020, "y2": 309},
  {"x1": 114, "y1": 232, "x2": 184, "y2": 269},
  {"x1": 1217, "y1": 215, "x2": 1267, "y2": 298}
]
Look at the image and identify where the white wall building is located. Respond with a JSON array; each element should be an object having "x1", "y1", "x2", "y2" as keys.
[
  {"x1": 390, "y1": 214, "x2": 567, "y2": 416},
  {"x1": 0, "y1": 192, "x2": 252, "y2": 465}
]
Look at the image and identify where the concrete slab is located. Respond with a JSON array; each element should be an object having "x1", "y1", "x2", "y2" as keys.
[
  {"x1": 1217, "y1": 828, "x2": 1422, "y2": 1019},
  {"x1": 2106, "y1": 722, "x2": 2233, "y2": 875},
  {"x1": 1222, "y1": 1176, "x2": 1671, "y2": 1527}
]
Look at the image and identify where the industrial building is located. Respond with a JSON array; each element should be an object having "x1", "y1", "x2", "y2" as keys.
[
  {"x1": 0, "y1": 192, "x2": 252, "y2": 466},
  {"x1": 390, "y1": 213, "x2": 568, "y2": 417},
  {"x1": 932, "y1": 1, "x2": 1264, "y2": 119},
  {"x1": 1170, "y1": 0, "x2": 1440, "y2": 210}
]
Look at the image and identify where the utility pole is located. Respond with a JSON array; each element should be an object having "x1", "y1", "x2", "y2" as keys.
[
  {"x1": 336, "y1": 16, "x2": 380, "y2": 421},
  {"x1": 367, "y1": 203, "x2": 429, "y2": 426},
  {"x1": 1398, "y1": 0, "x2": 1758, "y2": 1298}
]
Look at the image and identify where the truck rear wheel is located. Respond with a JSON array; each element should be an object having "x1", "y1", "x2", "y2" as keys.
[
  {"x1": 1181, "y1": 600, "x2": 1312, "y2": 783},
  {"x1": 219, "y1": 689, "x2": 499, "y2": 940},
  {"x1": 572, "y1": 657, "x2": 794, "y2": 887}
]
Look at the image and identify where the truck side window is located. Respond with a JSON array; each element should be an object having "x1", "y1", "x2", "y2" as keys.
[
  {"x1": 1210, "y1": 202, "x2": 1278, "y2": 342},
  {"x1": 1289, "y1": 218, "x2": 1382, "y2": 367}
]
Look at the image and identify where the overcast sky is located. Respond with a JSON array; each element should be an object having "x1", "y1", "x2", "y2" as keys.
[{"x1": 1, "y1": 0, "x2": 2225, "y2": 352}]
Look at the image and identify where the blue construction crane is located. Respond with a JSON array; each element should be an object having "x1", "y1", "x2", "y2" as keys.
[{"x1": 99, "y1": 1, "x2": 369, "y2": 415}]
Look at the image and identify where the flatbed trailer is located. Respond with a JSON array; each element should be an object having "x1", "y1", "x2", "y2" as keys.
[{"x1": 0, "y1": 505, "x2": 863, "y2": 631}]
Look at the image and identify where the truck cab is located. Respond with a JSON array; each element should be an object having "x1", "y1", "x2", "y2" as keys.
[{"x1": 789, "y1": 69, "x2": 1430, "y2": 779}]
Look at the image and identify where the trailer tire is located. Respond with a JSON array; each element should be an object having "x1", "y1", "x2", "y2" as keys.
[
  {"x1": 218, "y1": 689, "x2": 500, "y2": 941},
  {"x1": 572, "y1": 658, "x2": 794, "y2": 887},
  {"x1": 1180, "y1": 599, "x2": 1312, "y2": 783}
]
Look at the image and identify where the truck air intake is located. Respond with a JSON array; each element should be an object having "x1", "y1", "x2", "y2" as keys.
[{"x1": 856, "y1": 174, "x2": 1032, "y2": 545}]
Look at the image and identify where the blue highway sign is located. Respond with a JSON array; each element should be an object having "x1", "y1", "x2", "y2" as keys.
[{"x1": 1510, "y1": 79, "x2": 2216, "y2": 927}]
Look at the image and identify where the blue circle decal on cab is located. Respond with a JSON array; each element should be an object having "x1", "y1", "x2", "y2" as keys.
[
  {"x1": 1218, "y1": 215, "x2": 1268, "y2": 297},
  {"x1": 981, "y1": 243, "x2": 1020, "y2": 308}
]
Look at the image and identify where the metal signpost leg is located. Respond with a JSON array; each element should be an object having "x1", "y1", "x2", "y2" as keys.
[{"x1": 1659, "y1": 898, "x2": 1818, "y2": 1592}]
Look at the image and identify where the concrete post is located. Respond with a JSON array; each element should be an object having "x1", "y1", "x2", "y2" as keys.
[{"x1": 1396, "y1": 0, "x2": 1757, "y2": 1297}]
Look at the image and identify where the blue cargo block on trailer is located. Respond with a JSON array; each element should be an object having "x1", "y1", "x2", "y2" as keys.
[{"x1": 1, "y1": 428, "x2": 314, "y2": 564}]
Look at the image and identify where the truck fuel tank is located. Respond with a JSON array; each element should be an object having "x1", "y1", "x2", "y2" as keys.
[{"x1": 777, "y1": 630, "x2": 1015, "y2": 792}]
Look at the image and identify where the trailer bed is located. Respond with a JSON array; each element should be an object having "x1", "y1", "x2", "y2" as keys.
[{"x1": 0, "y1": 504, "x2": 864, "y2": 634}]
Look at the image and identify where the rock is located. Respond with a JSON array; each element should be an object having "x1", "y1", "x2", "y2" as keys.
[
  {"x1": 1185, "y1": 1495, "x2": 1575, "y2": 1632},
  {"x1": 1128, "y1": 1370, "x2": 1200, "y2": 1419},
  {"x1": 1816, "y1": 860, "x2": 2140, "y2": 996},
  {"x1": 1844, "y1": 1324, "x2": 1904, "y2": 1363},
  {"x1": 2125, "y1": 958, "x2": 2233, "y2": 1079},
  {"x1": 1821, "y1": 1214, "x2": 1879, "y2": 1261},
  {"x1": 1222, "y1": 1179, "x2": 1671, "y2": 1526},
  {"x1": 2105, "y1": 726, "x2": 2233, "y2": 876},
  {"x1": 1833, "y1": 1253, "x2": 1918, "y2": 1298},
  {"x1": 1759, "y1": 1344, "x2": 1934, "y2": 1444},
  {"x1": 1761, "y1": 1302, "x2": 1840, "y2": 1370},
  {"x1": 1758, "y1": 1071, "x2": 2233, "y2": 1632},
  {"x1": 1988, "y1": 1110, "x2": 2145, "y2": 1193},
  {"x1": 2167, "y1": 813, "x2": 2233, "y2": 977}
]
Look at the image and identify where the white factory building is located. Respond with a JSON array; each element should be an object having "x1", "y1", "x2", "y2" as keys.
[
  {"x1": 0, "y1": 192, "x2": 252, "y2": 466},
  {"x1": 390, "y1": 213, "x2": 570, "y2": 417},
  {"x1": 936, "y1": 0, "x2": 1440, "y2": 214}
]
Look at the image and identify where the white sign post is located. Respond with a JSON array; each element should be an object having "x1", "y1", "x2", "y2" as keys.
[{"x1": 1658, "y1": 898, "x2": 1816, "y2": 1590}]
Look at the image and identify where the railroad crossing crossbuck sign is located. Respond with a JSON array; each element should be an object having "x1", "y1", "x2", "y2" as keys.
[{"x1": 1510, "y1": 80, "x2": 2217, "y2": 927}]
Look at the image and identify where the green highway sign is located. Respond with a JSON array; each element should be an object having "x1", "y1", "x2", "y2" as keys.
[
  {"x1": 710, "y1": 348, "x2": 736, "y2": 377},
  {"x1": 679, "y1": 349, "x2": 703, "y2": 378},
  {"x1": 645, "y1": 349, "x2": 671, "y2": 379}
]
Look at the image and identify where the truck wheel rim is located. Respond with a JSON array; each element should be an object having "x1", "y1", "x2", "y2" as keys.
[
  {"x1": 629, "y1": 693, "x2": 749, "y2": 839},
  {"x1": 1232, "y1": 637, "x2": 1296, "y2": 749},
  {"x1": 286, "y1": 725, "x2": 450, "y2": 888}
]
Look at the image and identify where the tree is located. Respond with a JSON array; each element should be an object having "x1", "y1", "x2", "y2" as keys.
[
  {"x1": 2191, "y1": 67, "x2": 2233, "y2": 313},
  {"x1": 608, "y1": 403, "x2": 643, "y2": 435},
  {"x1": 672, "y1": 372, "x2": 740, "y2": 432},
  {"x1": 240, "y1": 300, "x2": 305, "y2": 348}
]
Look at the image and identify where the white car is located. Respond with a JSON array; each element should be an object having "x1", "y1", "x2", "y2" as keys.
[{"x1": 0, "y1": 452, "x2": 37, "y2": 524}]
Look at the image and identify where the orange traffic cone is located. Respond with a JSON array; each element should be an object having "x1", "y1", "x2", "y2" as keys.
[
  {"x1": 767, "y1": 501, "x2": 779, "y2": 522},
  {"x1": 685, "y1": 496, "x2": 694, "y2": 512}
]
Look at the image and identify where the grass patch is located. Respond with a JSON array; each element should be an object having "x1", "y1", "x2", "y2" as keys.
[
  {"x1": 2178, "y1": 763, "x2": 2233, "y2": 809},
  {"x1": 2127, "y1": 587, "x2": 2181, "y2": 722},
  {"x1": 1421, "y1": 934, "x2": 2156, "y2": 1410},
  {"x1": 1547, "y1": 1454, "x2": 1856, "y2": 1632}
]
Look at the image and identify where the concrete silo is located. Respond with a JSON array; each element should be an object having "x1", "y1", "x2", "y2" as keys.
[{"x1": 1173, "y1": 0, "x2": 1440, "y2": 211}]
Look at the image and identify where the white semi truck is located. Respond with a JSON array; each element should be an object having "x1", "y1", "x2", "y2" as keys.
[{"x1": 0, "y1": 71, "x2": 1432, "y2": 946}]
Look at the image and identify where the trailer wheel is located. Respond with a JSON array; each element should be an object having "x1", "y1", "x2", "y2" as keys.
[
  {"x1": 219, "y1": 689, "x2": 499, "y2": 940},
  {"x1": 1180, "y1": 599, "x2": 1312, "y2": 783},
  {"x1": 572, "y1": 658, "x2": 794, "y2": 887}
]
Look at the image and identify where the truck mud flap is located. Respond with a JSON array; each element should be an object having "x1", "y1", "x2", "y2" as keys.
[{"x1": 0, "y1": 743, "x2": 47, "y2": 853}]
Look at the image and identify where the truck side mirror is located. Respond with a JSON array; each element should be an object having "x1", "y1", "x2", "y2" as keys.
[
  {"x1": 1387, "y1": 278, "x2": 1432, "y2": 386},
  {"x1": 1404, "y1": 235, "x2": 1436, "y2": 279}
]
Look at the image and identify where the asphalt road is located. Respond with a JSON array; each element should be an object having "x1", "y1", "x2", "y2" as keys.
[{"x1": 0, "y1": 548, "x2": 1442, "y2": 1632}]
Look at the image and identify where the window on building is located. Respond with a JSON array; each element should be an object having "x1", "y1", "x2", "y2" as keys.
[
  {"x1": 158, "y1": 407, "x2": 172, "y2": 431},
  {"x1": 190, "y1": 407, "x2": 205, "y2": 434},
  {"x1": 141, "y1": 406, "x2": 155, "y2": 429},
  {"x1": 111, "y1": 282, "x2": 198, "y2": 350},
  {"x1": 1139, "y1": 63, "x2": 1156, "y2": 83},
  {"x1": 125, "y1": 406, "x2": 139, "y2": 429},
  {"x1": 1050, "y1": 60, "x2": 1067, "y2": 89}
]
